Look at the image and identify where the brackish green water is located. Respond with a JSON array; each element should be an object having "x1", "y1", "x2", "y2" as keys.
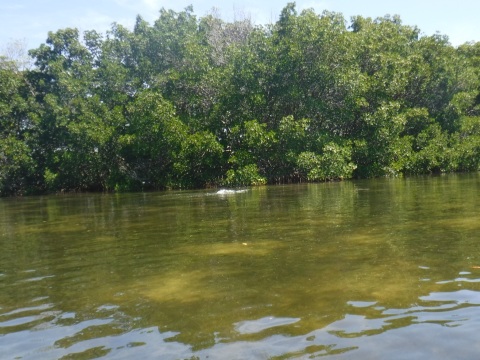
[{"x1": 1, "y1": 174, "x2": 480, "y2": 359}]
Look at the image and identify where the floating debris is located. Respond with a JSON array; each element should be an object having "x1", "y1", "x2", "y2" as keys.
[{"x1": 216, "y1": 189, "x2": 248, "y2": 195}]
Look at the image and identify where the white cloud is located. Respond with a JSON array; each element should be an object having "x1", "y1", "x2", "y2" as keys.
[
  {"x1": 141, "y1": 0, "x2": 165, "y2": 11},
  {"x1": 75, "y1": 11, "x2": 118, "y2": 33},
  {"x1": 443, "y1": 24, "x2": 479, "y2": 46},
  {"x1": 298, "y1": 1, "x2": 331, "y2": 12}
]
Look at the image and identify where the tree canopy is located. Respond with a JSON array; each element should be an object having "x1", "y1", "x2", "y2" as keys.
[{"x1": 1, "y1": 3, "x2": 480, "y2": 195}]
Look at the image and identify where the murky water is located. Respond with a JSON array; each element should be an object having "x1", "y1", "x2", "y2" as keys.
[{"x1": 1, "y1": 174, "x2": 480, "y2": 359}]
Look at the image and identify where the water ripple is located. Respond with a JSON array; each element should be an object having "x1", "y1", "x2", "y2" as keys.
[{"x1": 234, "y1": 316, "x2": 300, "y2": 335}]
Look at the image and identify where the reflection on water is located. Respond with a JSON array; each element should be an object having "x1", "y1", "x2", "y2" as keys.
[{"x1": 1, "y1": 174, "x2": 480, "y2": 359}]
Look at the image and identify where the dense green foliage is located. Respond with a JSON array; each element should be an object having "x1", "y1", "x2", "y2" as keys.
[{"x1": 1, "y1": 3, "x2": 480, "y2": 195}]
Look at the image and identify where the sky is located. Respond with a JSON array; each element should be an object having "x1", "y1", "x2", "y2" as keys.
[{"x1": 1, "y1": 0, "x2": 480, "y2": 55}]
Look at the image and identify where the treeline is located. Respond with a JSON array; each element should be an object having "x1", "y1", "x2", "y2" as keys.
[{"x1": 1, "y1": 3, "x2": 480, "y2": 195}]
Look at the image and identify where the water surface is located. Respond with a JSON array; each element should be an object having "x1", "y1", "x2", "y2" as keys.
[{"x1": 1, "y1": 174, "x2": 480, "y2": 359}]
